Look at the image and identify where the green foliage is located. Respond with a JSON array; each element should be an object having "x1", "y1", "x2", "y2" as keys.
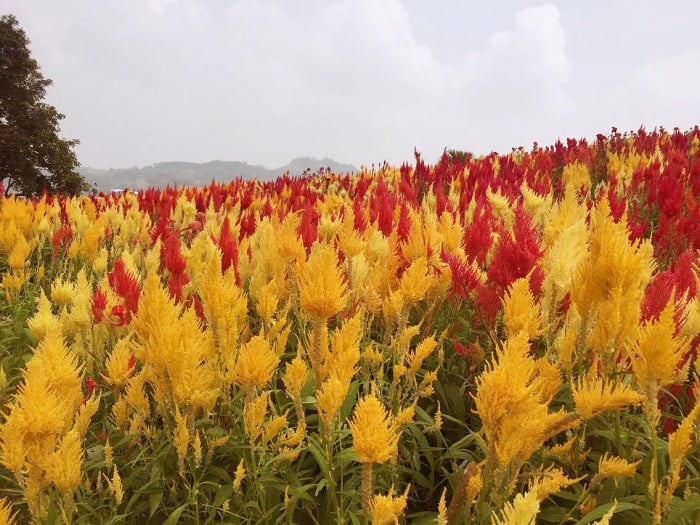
[{"x1": 0, "y1": 14, "x2": 88, "y2": 196}]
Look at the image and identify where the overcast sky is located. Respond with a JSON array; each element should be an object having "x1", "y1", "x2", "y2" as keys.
[{"x1": 7, "y1": 1, "x2": 700, "y2": 169}]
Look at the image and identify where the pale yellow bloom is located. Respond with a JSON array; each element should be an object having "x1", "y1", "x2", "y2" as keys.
[
  {"x1": 437, "y1": 488, "x2": 448, "y2": 525},
  {"x1": 399, "y1": 257, "x2": 432, "y2": 304},
  {"x1": 597, "y1": 453, "x2": 641, "y2": 481},
  {"x1": 317, "y1": 376, "x2": 349, "y2": 427},
  {"x1": 7, "y1": 233, "x2": 31, "y2": 270},
  {"x1": 370, "y1": 484, "x2": 410, "y2": 525},
  {"x1": 0, "y1": 497, "x2": 17, "y2": 525},
  {"x1": 104, "y1": 440, "x2": 113, "y2": 470},
  {"x1": 233, "y1": 459, "x2": 246, "y2": 493},
  {"x1": 503, "y1": 277, "x2": 542, "y2": 340},
  {"x1": 232, "y1": 335, "x2": 279, "y2": 391},
  {"x1": 262, "y1": 411, "x2": 288, "y2": 445},
  {"x1": 173, "y1": 406, "x2": 190, "y2": 474},
  {"x1": 571, "y1": 378, "x2": 644, "y2": 421},
  {"x1": 491, "y1": 489, "x2": 539, "y2": 525},
  {"x1": 349, "y1": 392, "x2": 399, "y2": 464},
  {"x1": 629, "y1": 298, "x2": 689, "y2": 390},
  {"x1": 104, "y1": 338, "x2": 137, "y2": 388},
  {"x1": 298, "y1": 243, "x2": 347, "y2": 320},
  {"x1": 283, "y1": 353, "x2": 309, "y2": 401},
  {"x1": 667, "y1": 399, "x2": 700, "y2": 493},
  {"x1": 244, "y1": 392, "x2": 269, "y2": 442},
  {"x1": 44, "y1": 429, "x2": 83, "y2": 493},
  {"x1": 532, "y1": 467, "x2": 583, "y2": 501},
  {"x1": 110, "y1": 465, "x2": 124, "y2": 505}
]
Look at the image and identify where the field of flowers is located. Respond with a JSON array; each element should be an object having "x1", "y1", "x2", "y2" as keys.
[{"x1": 1, "y1": 127, "x2": 700, "y2": 524}]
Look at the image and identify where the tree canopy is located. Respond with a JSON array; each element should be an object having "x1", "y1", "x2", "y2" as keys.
[{"x1": 0, "y1": 13, "x2": 88, "y2": 196}]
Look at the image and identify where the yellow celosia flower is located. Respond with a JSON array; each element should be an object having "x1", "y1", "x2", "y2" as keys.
[
  {"x1": 474, "y1": 332, "x2": 574, "y2": 469},
  {"x1": 370, "y1": 484, "x2": 410, "y2": 525},
  {"x1": 255, "y1": 279, "x2": 279, "y2": 324},
  {"x1": 399, "y1": 257, "x2": 432, "y2": 304},
  {"x1": 520, "y1": 182, "x2": 553, "y2": 227},
  {"x1": 592, "y1": 501, "x2": 617, "y2": 525},
  {"x1": 232, "y1": 335, "x2": 279, "y2": 391},
  {"x1": 280, "y1": 423, "x2": 306, "y2": 447},
  {"x1": 173, "y1": 406, "x2": 190, "y2": 474},
  {"x1": 317, "y1": 376, "x2": 349, "y2": 427},
  {"x1": 283, "y1": 353, "x2": 309, "y2": 402},
  {"x1": 395, "y1": 404, "x2": 415, "y2": 427},
  {"x1": 349, "y1": 392, "x2": 399, "y2": 464},
  {"x1": 503, "y1": 277, "x2": 542, "y2": 340},
  {"x1": 629, "y1": 298, "x2": 689, "y2": 390},
  {"x1": 298, "y1": 243, "x2": 347, "y2": 320},
  {"x1": 104, "y1": 338, "x2": 137, "y2": 388},
  {"x1": 0, "y1": 497, "x2": 17, "y2": 525},
  {"x1": 571, "y1": 200, "x2": 654, "y2": 350},
  {"x1": 533, "y1": 467, "x2": 583, "y2": 501},
  {"x1": 111, "y1": 396, "x2": 130, "y2": 429},
  {"x1": 322, "y1": 314, "x2": 362, "y2": 384},
  {"x1": 193, "y1": 431, "x2": 202, "y2": 468},
  {"x1": 486, "y1": 187, "x2": 515, "y2": 230},
  {"x1": 109, "y1": 465, "x2": 124, "y2": 505},
  {"x1": 667, "y1": 399, "x2": 700, "y2": 494},
  {"x1": 44, "y1": 428, "x2": 83, "y2": 493},
  {"x1": 7, "y1": 233, "x2": 31, "y2": 270},
  {"x1": 432, "y1": 402, "x2": 443, "y2": 432},
  {"x1": 437, "y1": 488, "x2": 448, "y2": 525},
  {"x1": 571, "y1": 377, "x2": 644, "y2": 421},
  {"x1": 561, "y1": 161, "x2": 591, "y2": 192},
  {"x1": 27, "y1": 290, "x2": 60, "y2": 342},
  {"x1": 382, "y1": 289, "x2": 404, "y2": 321},
  {"x1": 406, "y1": 336, "x2": 438, "y2": 376},
  {"x1": 51, "y1": 277, "x2": 77, "y2": 308},
  {"x1": 233, "y1": 459, "x2": 245, "y2": 494},
  {"x1": 596, "y1": 453, "x2": 641, "y2": 481},
  {"x1": 491, "y1": 488, "x2": 540, "y2": 525},
  {"x1": 262, "y1": 411, "x2": 288, "y2": 445},
  {"x1": 74, "y1": 394, "x2": 100, "y2": 437},
  {"x1": 104, "y1": 440, "x2": 113, "y2": 470},
  {"x1": 244, "y1": 392, "x2": 269, "y2": 442}
]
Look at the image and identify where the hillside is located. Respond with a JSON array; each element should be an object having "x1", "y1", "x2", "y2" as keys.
[{"x1": 79, "y1": 157, "x2": 358, "y2": 191}]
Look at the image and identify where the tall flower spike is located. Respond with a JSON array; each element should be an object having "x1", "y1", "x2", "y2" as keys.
[
  {"x1": 349, "y1": 392, "x2": 399, "y2": 465},
  {"x1": 370, "y1": 484, "x2": 410, "y2": 525},
  {"x1": 232, "y1": 335, "x2": 279, "y2": 392},
  {"x1": 297, "y1": 243, "x2": 347, "y2": 320}
]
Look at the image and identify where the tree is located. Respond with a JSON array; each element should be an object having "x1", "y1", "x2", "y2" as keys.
[{"x1": 0, "y1": 14, "x2": 88, "y2": 196}]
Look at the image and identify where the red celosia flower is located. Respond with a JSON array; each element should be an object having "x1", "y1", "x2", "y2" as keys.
[
  {"x1": 110, "y1": 305, "x2": 128, "y2": 327},
  {"x1": 487, "y1": 207, "x2": 542, "y2": 292},
  {"x1": 91, "y1": 286, "x2": 108, "y2": 323},
  {"x1": 161, "y1": 233, "x2": 187, "y2": 275},
  {"x1": 108, "y1": 259, "x2": 140, "y2": 317},
  {"x1": 86, "y1": 377, "x2": 98, "y2": 396}
]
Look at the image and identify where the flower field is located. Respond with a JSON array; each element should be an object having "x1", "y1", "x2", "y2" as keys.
[{"x1": 1, "y1": 127, "x2": 700, "y2": 524}]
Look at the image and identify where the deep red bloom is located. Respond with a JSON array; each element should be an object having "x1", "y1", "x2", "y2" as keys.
[
  {"x1": 110, "y1": 305, "x2": 128, "y2": 327},
  {"x1": 86, "y1": 377, "x2": 98, "y2": 396},
  {"x1": 161, "y1": 233, "x2": 187, "y2": 275},
  {"x1": 487, "y1": 207, "x2": 542, "y2": 291},
  {"x1": 107, "y1": 259, "x2": 140, "y2": 316},
  {"x1": 91, "y1": 287, "x2": 108, "y2": 323}
]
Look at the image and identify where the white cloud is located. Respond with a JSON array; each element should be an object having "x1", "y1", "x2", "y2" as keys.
[{"x1": 10, "y1": 2, "x2": 579, "y2": 166}]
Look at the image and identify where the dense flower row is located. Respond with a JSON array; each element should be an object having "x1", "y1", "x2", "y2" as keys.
[{"x1": 0, "y1": 127, "x2": 698, "y2": 523}]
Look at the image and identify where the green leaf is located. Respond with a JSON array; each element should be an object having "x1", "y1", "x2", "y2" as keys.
[
  {"x1": 665, "y1": 493, "x2": 700, "y2": 524},
  {"x1": 575, "y1": 501, "x2": 645, "y2": 525},
  {"x1": 149, "y1": 490, "x2": 164, "y2": 519},
  {"x1": 162, "y1": 503, "x2": 189, "y2": 525}
]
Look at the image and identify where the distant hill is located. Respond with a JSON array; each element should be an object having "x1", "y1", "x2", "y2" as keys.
[{"x1": 79, "y1": 157, "x2": 358, "y2": 192}]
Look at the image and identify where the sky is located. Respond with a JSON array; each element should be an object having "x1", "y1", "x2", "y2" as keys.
[{"x1": 7, "y1": 0, "x2": 700, "y2": 169}]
